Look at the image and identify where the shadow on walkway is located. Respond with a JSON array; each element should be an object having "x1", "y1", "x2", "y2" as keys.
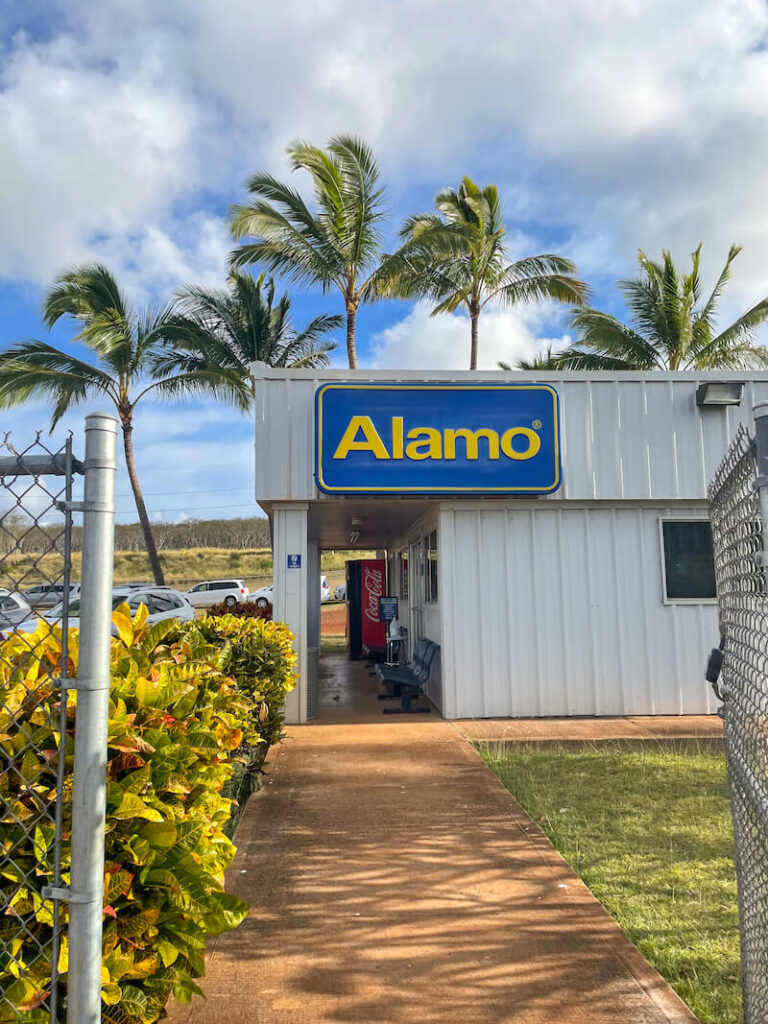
[{"x1": 167, "y1": 654, "x2": 699, "y2": 1024}]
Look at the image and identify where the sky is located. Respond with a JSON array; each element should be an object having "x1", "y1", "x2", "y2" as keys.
[{"x1": 2, "y1": 0, "x2": 768, "y2": 523}]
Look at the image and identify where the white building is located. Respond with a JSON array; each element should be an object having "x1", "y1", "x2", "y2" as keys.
[{"x1": 253, "y1": 364, "x2": 768, "y2": 724}]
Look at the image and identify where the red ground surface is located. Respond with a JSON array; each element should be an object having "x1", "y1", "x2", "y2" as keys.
[{"x1": 321, "y1": 603, "x2": 346, "y2": 635}]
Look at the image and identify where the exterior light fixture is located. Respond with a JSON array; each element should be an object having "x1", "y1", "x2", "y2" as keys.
[{"x1": 695, "y1": 382, "x2": 744, "y2": 407}]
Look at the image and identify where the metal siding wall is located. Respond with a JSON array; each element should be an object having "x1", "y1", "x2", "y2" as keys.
[
  {"x1": 254, "y1": 371, "x2": 768, "y2": 503},
  {"x1": 445, "y1": 504, "x2": 718, "y2": 718}
]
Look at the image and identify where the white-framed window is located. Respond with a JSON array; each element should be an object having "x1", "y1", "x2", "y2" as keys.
[
  {"x1": 424, "y1": 529, "x2": 438, "y2": 603},
  {"x1": 659, "y1": 518, "x2": 717, "y2": 604}
]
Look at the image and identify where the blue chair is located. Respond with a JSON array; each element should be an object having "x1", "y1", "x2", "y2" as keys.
[{"x1": 378, "y1": 640, "x2": 438, "y2": 714}]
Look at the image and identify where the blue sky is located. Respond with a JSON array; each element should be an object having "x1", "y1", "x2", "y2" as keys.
[{"x1": 2, "y1": 0, "x2": 768, "y2": 523}]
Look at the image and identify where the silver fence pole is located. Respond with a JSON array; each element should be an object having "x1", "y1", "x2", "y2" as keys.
[
  {"x1": 753, "y1": 402, "x2": 768, "y2": 571},
  {"x1": 66, "y1": 412, "x2": 117, "y2": 1024}
]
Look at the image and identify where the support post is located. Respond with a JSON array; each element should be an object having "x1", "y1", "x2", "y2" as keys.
[
  {"x1": 272, "y1": 503, "x2": 308, "y2": 724},
  {"x1": 66, "y1": 413, "x2": 117, "y2": 1024},
  {"x1": 754, "y1": 403, "x2": 768, "y2": 577}
]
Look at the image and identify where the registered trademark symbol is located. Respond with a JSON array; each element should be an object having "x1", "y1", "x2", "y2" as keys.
[{"x1": 532, "y1": 419, "x2": 542, "y2": 429}]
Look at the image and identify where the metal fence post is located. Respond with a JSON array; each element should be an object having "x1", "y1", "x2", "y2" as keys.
[
  {"x1": 753, "y1": 402, "x2": 768, "y2": 568},
  {"x1": 66, "y1": 412, "x2": 116, "y2": 1024}
]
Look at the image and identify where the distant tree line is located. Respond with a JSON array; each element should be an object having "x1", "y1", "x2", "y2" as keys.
[{"x1": 0, "y1": 513, "x2": 271, "y2": 555}]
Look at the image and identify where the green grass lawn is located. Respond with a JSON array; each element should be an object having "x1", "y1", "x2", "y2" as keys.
[
  {"x1": 478, "y1": 739, "x2": 740, "y2": 1024},
  {"x1": 320, "y1": 634, "x2": 347, "y2": 654}
]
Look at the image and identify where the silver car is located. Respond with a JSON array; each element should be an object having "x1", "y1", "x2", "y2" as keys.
[
  {"x1": 16, "y1": 587, "x2": 195, "y2": 636},
  {"x1": 0, "y1": 590, "x2": 33, "y2": 639},
  {"x1": 23, "y1": 582, "x2": 80, "y2": 609}
]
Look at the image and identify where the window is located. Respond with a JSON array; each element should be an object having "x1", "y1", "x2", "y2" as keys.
[
  {"x1": 212, "y1": 581, "x2": 235, "y2": 591},
  {"x1": 190, "y1": 583, "x2": 206, "y2": 592},
  {"x1": 399, "y1": 552, "x2": 409, "y2": 600},
  {"x1": 424, "y1": 530, "x2": 438, "y2": 603},
  {"x1": 661, "y1": 520, "x2": 716, "y2": 601},
  {"x1": 149, "y1": 593, "x2": 182, "y2": 613},
  {"x1": 0, "y1": 596, "x2": 19, "y2": 612}
]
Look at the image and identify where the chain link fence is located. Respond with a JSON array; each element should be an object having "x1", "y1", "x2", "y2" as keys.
[
  {"x1": 708, "y1": 417, "x2": 768, "y2": 1024},
  {"x1": 0, "y1": 433, "x2": 79, "y2": 1022},
  {"x1": 1, "y1": 416, "x2": 116, "y2": 1024}
]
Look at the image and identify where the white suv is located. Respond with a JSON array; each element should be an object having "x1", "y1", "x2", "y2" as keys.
[{"x1": 184, "y1": 579, "x2": 249, "y2": 609}]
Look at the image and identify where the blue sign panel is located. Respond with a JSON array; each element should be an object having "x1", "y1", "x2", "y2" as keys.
[
  {"x1": 315, "y1": 382, "x2": 561, "y2": 494},
  {"x1": 287, "y1": 554, "x2": 302, "y2": 569}
]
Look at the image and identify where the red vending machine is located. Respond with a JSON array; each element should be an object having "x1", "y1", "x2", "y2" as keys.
[{"x1": 345, "y1": 558, "x2": 387, "y2": 659}]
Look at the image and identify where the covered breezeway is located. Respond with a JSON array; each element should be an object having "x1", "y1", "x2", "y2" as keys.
[{"x1": 266, "y1": 497, "x2": 442, "y2": 724}]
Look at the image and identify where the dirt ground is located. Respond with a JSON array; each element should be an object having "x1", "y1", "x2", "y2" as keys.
[{"x1": 321, "y1": 602, "x2": 346, "y2": 635}]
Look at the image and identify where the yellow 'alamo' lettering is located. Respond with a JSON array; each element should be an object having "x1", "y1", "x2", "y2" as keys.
[
  {"x1": 332, "y1": 416, "x2": 541, "y2": 462},
  {"x1": 333, "y1": 416, "x2": 390, "y2": 460}
]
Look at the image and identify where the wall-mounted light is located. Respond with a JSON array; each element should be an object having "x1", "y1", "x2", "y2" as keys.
[
  {"x1": 349, "y1": 530, "x2": 360, "y2": 544},
  {"x1": 696, "y1": 382, "x2": 744, "y2": 407}
]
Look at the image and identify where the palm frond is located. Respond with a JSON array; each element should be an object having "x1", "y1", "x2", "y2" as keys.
[
  {"x1": 705, "y1": 296, "x2": 768, "y2": 352},
  {"x1": 167, "y1": 271, "x2": 339, "y2": 373},
  {"x1": 493, "y1": 273, "x2": 588, "y2": 309},
  {"x1": 698, "y1": 244, "x2": 742, "y2": 329},
  {"x1": 144, "y1": 369, "x2": 252, "y2": 413},
  {"x1": 0, "y1": 339, "x2": 118, "y2": 426},
  {"x1": 554, "y1": 349, "x2": 638, "y2": 370},
  {"x1": 569, "y1": 308, "x2": 661, "y2": 368},
  {"x1": 43, "y1": 264, "x2": 128, "y2": 327}
]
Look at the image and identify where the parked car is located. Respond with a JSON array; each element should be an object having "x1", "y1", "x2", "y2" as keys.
[
  {"x1": 23, "y1": 582, "x2": 80, "y2": 609},
  {"x1": 184, "y1": 579, "x2": 249, "y2": 609},
  {"x1": 250, "y1": 584, "x2": 273, "y2": 610},
  {"x1": 16, "y1": 586, "x2": 195, "y2": 636},
  {"x1": 250, "y1": 576, "x2": 331, "y2": 609},
  {"x1": 0, "y1": 590, "x2": 33, "y2": 640},
  {"x1": 334, "y1": 582, "x2": 346, "y2": 602}
]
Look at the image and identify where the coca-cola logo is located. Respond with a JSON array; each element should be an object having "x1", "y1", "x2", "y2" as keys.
[{"x1": 363, "y1": 566, "x2": 384, "y2": 623}]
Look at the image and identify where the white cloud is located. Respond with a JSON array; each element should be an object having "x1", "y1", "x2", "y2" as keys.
[
  {"x1": 0, "y1": 396, "x2": 256, "y2": 524},
  {"x1": 3, "y1": 0, "x2": 768, "y2": 316},
  {"x1": 0, "y1": 25, "x2": 227, "y2": 292},
  {"x1": 369, "y1": 303, "x2": 570, "y2": 371}
]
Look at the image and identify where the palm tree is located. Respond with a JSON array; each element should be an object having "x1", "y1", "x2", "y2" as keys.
[
  {"x1": 0, "y1": 265, "x2": 249, "y2": 585},
  {"x1": 390, "y1": 177, "x2": 587, "y2": 370},
  {"x1": 499, "y1": 345, "x2": 562, "y2": 371},
  {"x1": 167, "y1": 271, "x2": 340, "y2": 382},
  {"x1": 229, "y1": 134, "x2": 394, "y2": 369},
  {"x1": 546, "y1": 245, "x2": 768, "y2": 370}
]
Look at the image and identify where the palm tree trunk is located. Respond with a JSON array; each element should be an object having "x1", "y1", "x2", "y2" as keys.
[
  {"x1": 346, "y1": 305, "x2": 358, "y2": 369},
  {"x1": 121, "y1": 417, "x2": 166, "y2": 585},
  {"x1": 469, "y1": 313, "x2": 479, "y2": 371}
]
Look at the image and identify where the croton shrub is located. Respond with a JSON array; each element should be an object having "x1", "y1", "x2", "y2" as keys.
[
  {"x1": 192, "y1": 615, "x2": 295, "y2": 752},
  {"x1": 0, "y1": 605, "x2": 295, "y2": 1023},
  {"x1": 205, "y1": 600, "x2": 273, "y2": 621}
]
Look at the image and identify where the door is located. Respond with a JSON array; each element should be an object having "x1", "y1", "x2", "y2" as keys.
[{"x1": 409, "y1": 540, "x2": 423, "y2": 642}]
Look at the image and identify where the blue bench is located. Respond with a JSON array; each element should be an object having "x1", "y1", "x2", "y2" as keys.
[{"x1": 376, "y1": 638, "x2": 438, "y2": 714}]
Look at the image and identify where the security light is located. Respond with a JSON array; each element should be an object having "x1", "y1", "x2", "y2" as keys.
[{"x1": 695, "y1": 382, "x2": 744, "y2": 407}]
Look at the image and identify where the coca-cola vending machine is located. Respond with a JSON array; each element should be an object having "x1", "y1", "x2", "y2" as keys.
[{"x1": 346, "y1": 558, "x2": 387, "y2": 659}]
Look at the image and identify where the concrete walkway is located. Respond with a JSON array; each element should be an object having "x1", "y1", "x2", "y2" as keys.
[{"x1": 168, "y1": 656, "x2": 704, "y2": 1024}]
